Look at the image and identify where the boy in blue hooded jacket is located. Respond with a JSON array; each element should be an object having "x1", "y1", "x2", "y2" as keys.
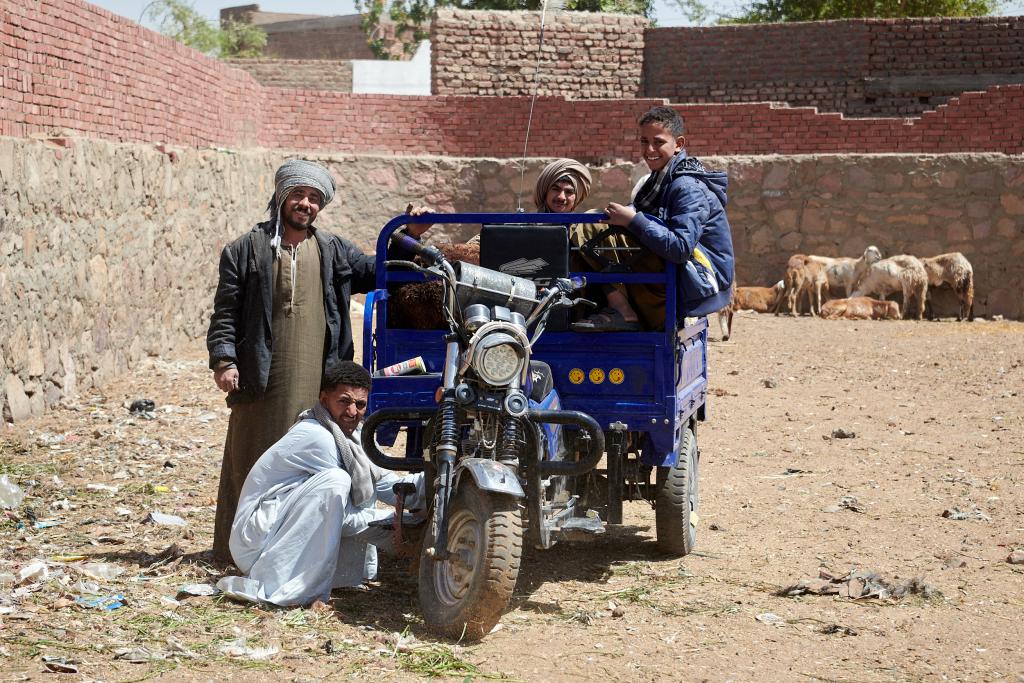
[{"x1": 575, "y1": 106, "x2": 735, "y2": 330}]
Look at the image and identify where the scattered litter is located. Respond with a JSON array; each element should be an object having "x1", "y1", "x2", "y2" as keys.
[
  {"x1": 0, "y1": 475, "x2": 25, "y2": 509},
  {"x1": 160, "y1": 595, "x2": 182, "y2": 608},
  {"x1": 114, "y1": 647, "x2": 166, "y2": 663},
  {"x1": 709, "y1": 522, "x2": 727, "y2": 531},
  {"x1": 177, "y1": 583, "x2": 219, "y2": 598},
  {"x1": 218, "y1": 637, "x2": 279, "y2": 660},
  {"x1": 1007, "y1": 550, "x2": 1024, "y2": 565},
  {"x1": 942, "y1": 555, "x2": 967, "y2": 570},
  {"x1": 77, "y1": 562, "x2": 126, "y2": 581},
  {"x1": 115, "y1": 507, "x2": 133, "y2": 517},
  {"x1": 86, "y1": 483, "x2": 120, "y2": 494},
  {"x1": 755, "y1": 612, "x2": 785, "y2": 626},
  {"x1": 33, "y1": 519, "x2": 64, "y2": 529},
  {"x1": 839, "y1": 496, "x2": 865, "y2": 513},
  {"x1": 75, "y1": 594, "x2": 126, "y2": 610},
  {"x1": 941, "y1": 507, "x2": 991, "y2": 522},
  {"x1": 145, "y1": 511, "x2": 187, "y2": 526},
  {"x1": 830, "y1": 428, "x2": 856, "y2": 439},
  {"x1": 16, "y1": 561, "x2": 49, "y2": 584},
  {"x1": 777, "y1": 568, "x2": 940, "y2": 601},
  {"x1": 41, "y1": 655, "x2": 78, "y2": 673},
  {"x1": 166, "y1": 637, "x2": 200, "y2": 658},
  {"x1": 128, "y1": 399, "x2": 156, "y2": 418},
  {"x1": 820, "y1": 623, "x2": 858, "y2": 636},
  {"x1": 761, "y1": 378, "x2": 777, "y2": 389},
  {"x1": 783, "y1": 467, "x2": 810, "y2": 476}
]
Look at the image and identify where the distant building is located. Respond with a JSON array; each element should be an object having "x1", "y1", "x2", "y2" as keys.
[{"x1": 220, "y1": 4, "x2": 387, "y2": 60}]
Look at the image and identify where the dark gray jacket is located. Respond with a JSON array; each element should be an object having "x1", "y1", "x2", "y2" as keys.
[{"x1": 206, "y1": 221, "x2": 375, "y2": 405}]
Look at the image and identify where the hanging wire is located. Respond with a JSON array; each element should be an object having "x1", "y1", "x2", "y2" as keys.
[{"x1": 516, "y1": 0, "x2": 564, "y2": 212}]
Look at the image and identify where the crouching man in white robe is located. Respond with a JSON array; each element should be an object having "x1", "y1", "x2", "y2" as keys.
[{"x1": 217, "y1": 361, "x2": 424, "y2": 606}]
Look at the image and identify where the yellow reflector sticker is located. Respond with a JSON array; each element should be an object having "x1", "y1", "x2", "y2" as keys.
[
  {"x1": 589, "y1": 368, "x2": 605, "y2": 384},
  {"x1": 568, "y1": 368, "x2": 585, "y2": 384},
  {"x1": 609, "y1": 368, "x2": 625, "y2": 384},
  {"x1": 689, "y1": 511, "x2": 700, "y2": 526}
]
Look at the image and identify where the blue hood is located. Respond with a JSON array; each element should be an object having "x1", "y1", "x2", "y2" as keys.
[{"x1": 668, "y1": 153, "x2": 729, "y2": 208}]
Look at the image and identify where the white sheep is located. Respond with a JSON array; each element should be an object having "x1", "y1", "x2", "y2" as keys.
[
  {"x1": 851, "y1": 247, "x2": 929, "y2": 320},
  {"x1": 921, "y1": 252, "x2": 974, "y2": 321}
]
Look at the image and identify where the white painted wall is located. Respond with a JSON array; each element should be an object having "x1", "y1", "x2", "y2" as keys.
[{"x1": 352, "y1": 41, "x2": 431, "y2": 95}]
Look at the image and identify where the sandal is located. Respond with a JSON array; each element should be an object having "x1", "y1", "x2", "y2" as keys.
[{"x1": 571, "y1": 307, "x2": 641, "y2": 332}]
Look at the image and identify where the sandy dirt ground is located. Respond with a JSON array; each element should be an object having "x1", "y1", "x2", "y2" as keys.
[{"x1": 1, "y1": 312, "x2": 1022, "y2": 682}]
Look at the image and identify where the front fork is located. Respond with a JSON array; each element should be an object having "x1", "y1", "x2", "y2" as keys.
[{"x1": 425, "y1": 335, "x2": 461, "y2": 561}]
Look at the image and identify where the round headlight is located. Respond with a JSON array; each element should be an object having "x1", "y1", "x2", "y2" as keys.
[{"x1": 475, "y1": 340, "x2": 524, "y2": 385}]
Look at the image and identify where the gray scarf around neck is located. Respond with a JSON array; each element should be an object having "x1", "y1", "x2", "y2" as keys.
[{"x1": 300, "y1": 403, "x2": 382, "y2": 508}]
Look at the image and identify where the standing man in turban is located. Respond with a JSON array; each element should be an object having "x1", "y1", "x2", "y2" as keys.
[{"x1": 207, "y1": 159, "x2": 427, "y2": 564}]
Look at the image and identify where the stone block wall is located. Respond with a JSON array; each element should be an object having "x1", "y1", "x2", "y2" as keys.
[
  {"x1": 717, "y1": 154, "x2": 1024, "y2": 320},
  {"x1": 2, "y1": 137, "x2": 1021, "y2": 423},
  {"x1": 431, "y1": 9, "x2": 647, "y2": 98},
  {"x1": 224, "y1": 59, "x2": 353, "y2": 92},
  {"x1": 644, "y1": 16, "x2": 1024, "y2": 117}
]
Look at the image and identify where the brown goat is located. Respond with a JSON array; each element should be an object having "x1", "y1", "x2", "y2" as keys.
[
  {"x1": 779, "y1": 255, "x2": 829, "y2": 317},
  {"x1": 718, "y1": 281, "x2": 785, "y2": 341},
  {"x1": 820, "y1": 297, "x2": 902, "y2": 320},
  {"x1": 388, "y1": 242, "x2": 480, "y2": 329},
  {"x1": 921, "y1": 252, "x2": 974, "y2": 321}
]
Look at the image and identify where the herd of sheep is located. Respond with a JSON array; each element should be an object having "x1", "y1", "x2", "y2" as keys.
[{"x1": 719, "y1": 248, "x2": 975, "y2": 340}]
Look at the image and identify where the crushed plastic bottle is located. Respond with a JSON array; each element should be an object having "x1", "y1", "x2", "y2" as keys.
[
  {"x1": 0, "y1": 474, "x2": 25, "y2": 509},
  {"x1": 78, "y1": 562, "x2": 126, "y2": 581}
]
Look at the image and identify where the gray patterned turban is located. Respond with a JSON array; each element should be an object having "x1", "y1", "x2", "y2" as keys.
[
  {"x1": 274, "y1": 159, "x2": 336, "y2": 210},
  {"x1": 269, "y1": 159, "x2": 337, "y2": 257}
]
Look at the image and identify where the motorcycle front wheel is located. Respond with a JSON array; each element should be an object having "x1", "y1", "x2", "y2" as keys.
[{"x1": 418, "y1": 482, "x2": 523, "y2": 640}]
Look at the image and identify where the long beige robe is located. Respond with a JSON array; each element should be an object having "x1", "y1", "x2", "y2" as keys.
[{"x1": 213, "y1": 237, "x2": 326, "y2": 563}]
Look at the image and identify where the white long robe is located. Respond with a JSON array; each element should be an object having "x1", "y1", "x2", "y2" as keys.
[{"x1": 218, "y1": 418, "x2": 424, "y2": 606}]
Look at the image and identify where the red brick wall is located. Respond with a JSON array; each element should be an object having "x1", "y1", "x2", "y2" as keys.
[
  {"x1": 256, "y1": 88, "x2": 1024, "y2": 158},
  {"x1": 1, "y1": 0, "x2": 263, "y2": 147},
  {"x1": 3, "y1": 1, "x2": 1022, "y2": 157},
  {"x1": 644, "y1": 16, "x2": 1024, "y2": 117}
]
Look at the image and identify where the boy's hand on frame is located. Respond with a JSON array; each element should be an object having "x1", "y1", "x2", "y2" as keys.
[
  {"x1": 603, "y1": 202, "x2": 636, "y2": 228},
  {"x1": 404, "y1": 203, "x2": 433, "y2": 238}
]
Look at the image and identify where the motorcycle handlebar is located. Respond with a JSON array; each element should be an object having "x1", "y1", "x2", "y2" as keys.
[{"x1": 390, "y1": 231, "x2": 444, "y2": 266}]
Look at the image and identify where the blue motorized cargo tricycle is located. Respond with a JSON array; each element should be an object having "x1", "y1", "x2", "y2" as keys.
[{"x1": 360, "y1": 212, "x2": 707, "y2": 639}]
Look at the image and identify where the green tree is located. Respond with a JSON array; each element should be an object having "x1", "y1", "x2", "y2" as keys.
[
  {"x1": 731, "y1": 0, "x2": 1000, "y2": 23},
  {"x1": 357, "y1": 0, "x2": 653, "y2": 60},
  {"x1": 142, "y1": 0, "x2": 267, "y2": 58}
]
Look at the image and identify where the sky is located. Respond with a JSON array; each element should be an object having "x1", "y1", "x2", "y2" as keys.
[{"x1": 92, "y1": 0, "x2": 1024, "y2": 30}]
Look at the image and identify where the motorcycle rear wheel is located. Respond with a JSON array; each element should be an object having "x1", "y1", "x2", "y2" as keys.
[
  {"x1": 655, "y1": 426, "x2": 699, "y2": 556},
  {"x1": 418, "y1": 482, "x2": 523, "y2": 640}
]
